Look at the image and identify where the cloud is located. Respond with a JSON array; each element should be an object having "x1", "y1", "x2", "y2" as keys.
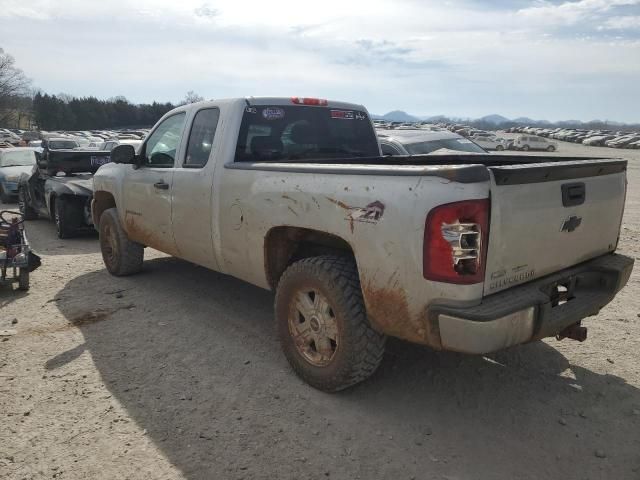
[
  {"x1": 600, "y1": 15, "x2": 640, "y2": 28},
  {"x1": 0, "y1": 0, "x2": 638, "y2": 122},
  {"x1": 517, "y1": 0, "x2": 640, "y2": 26}
]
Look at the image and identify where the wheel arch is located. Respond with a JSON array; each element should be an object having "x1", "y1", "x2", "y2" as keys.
[
  {"x1": 264, "y1": 226, "x2": 355, "y2": 290},
  {"x1": 92, "y1": 190, "x2": 117, "y2": 228}
]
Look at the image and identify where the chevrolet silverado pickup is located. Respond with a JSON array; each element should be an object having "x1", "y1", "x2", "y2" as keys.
[
  {"x1": 92, "y1": 97, "x2": 634, "y2": 392},
  {"x1": 18, "y1": 138, "x2": 111, "y2": 238}
]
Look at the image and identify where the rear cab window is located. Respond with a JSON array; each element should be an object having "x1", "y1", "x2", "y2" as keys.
[{"x1": 234, "y1": 105, "x2": 379, "y2": 162}]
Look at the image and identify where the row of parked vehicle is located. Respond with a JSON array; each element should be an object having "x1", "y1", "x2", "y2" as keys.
[
  {"x1": 506, "y1": 126, "x2": 640, "y2": 149},
  {"x1": 375, "y1": 122, "x2": 561, "y2": 152},
  {"x1": 0, "y1": 127, "x2": 148, "y2": 151}
]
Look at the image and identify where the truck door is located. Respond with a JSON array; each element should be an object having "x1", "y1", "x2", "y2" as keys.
[
  {"x1": 171, "y1": 107, "x2": 221, "y2": 270},
  {"x1": 122, "y1": 112, "x2": 186, "y2": 255}
]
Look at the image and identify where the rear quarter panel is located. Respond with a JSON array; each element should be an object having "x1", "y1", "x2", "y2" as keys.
[{"x1": 215, "y1": 167, "x2": 490, "y2": 347}]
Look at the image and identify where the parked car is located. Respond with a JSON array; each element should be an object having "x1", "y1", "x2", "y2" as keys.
[
  {"x1": 606, "y1": 135, "x2": 640, "y2": 148},
  {"x1": 378, "y1": 129, "x2": 487, "y2": 155},
  {"x1": 0, "y1": 131, "x2": 21, "y2": 146},
  {"x1": 514, "y1": 135, "x2": 557, "y2": 151},
  {"x1": 0, "y1": 148, "x2": 37, "y2": 203},
  {"x1": 91, "y1": 96, "x2": 633, "y2": 392},
  {"x1": 470, "y1": 135, "x2": 509, "y2": 151},
  {"x1": 18, "y1": 142, "x2": 112, "y2": 238}
]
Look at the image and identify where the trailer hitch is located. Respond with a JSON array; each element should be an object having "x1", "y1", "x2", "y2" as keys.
[{"x1": 556, "y1": 323, "x2": 588, "y2": 342}]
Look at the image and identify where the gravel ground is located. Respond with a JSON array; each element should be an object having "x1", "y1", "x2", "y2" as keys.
[{"x1": 1, "y1": 142, "x2": 639, "y2": 480}]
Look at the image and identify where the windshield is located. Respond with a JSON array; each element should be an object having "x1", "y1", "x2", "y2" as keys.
[
  {"x1": 235, "y1": 105, "x2": 379, "y2": 162},
  {"x1": 49, "y1": 140, "x2": 79, "y2": 150},
  {"x1": 0, "y1": 150, "x2": 36, "y2": 167},
  {"x1": 405, "y1": 138, "x2": 486, "y2": 154}
]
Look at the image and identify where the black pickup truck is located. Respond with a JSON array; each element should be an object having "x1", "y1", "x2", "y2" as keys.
[{"x1": 17, "y1": 139, "x2": 111, "y2": 238}]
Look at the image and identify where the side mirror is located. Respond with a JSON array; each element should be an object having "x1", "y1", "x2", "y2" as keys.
[{"x1": 111, "y1": 144, "x2": 137, "y2": 165}]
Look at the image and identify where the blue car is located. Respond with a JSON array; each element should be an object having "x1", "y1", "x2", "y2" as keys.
[{"x1": 0, "y1": 148, "x2": 37, "y2": 203}]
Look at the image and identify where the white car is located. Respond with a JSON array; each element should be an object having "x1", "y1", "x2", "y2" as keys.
[
  {"x1": 514, "y1": 135, "x2": 557, "y2": 152},
  {"x1": 378, "y1": 129, "x2": 487, "y2": 155},
  {"x1": 471, "y1": 135, "x2": 509, "y2": 151}
]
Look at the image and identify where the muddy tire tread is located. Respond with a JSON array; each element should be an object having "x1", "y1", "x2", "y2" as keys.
[
  {"x1": 276, "y1": 255, "x2": 386, "y2": 392},
  {"x1": 100, "y1": 208, "x2": 143, "y2": 276}
]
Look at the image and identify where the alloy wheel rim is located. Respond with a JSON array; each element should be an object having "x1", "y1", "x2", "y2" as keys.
[{"x1": 288, "y1": 288, "x2": 339, "y2": 367}]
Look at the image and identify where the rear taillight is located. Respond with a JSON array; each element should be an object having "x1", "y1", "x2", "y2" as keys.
[
  {"x1": 423, "y1": 199, "x2": 490, "y2": 284},
  {"x1": 291, "y1": 97, "x2": 328, "y2": 106}
]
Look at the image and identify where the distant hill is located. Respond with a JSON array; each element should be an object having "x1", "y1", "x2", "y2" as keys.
[
  {"x1": 479, "y1": 114, "x2": 510, "y2": 125},
  {"x1": 372, "y1": 111, "x2": 638, "y2": 128},
  {"x1": 375, "y1": 110, "x2": 420, "y2": 122}
]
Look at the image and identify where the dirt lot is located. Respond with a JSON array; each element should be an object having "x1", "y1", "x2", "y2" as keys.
[{"x1": 1, "y1": 142, "x2": 639, "y2": 480}]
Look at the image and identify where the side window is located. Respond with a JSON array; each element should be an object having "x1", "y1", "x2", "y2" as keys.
[
  {"x1": 143, "y1": 113, "x2": 186, "y2": 168},
  {"x1": 184, "y1": 108, "x2": 220, "y2": 168},
  {"x1": 381, "y1": 143, "x2": 401, "y2": 156}
]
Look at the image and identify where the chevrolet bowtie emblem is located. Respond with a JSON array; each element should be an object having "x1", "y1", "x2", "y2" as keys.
[{"x1": 561, "y1": 215, "x2": 582, "y2": 232}]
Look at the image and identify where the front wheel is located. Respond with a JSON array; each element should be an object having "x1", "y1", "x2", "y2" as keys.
[
  {"x1": 18, "y1": 268, "x2": 29, "y2": 291},
  {"x1": 275, "y1": 255, "x2": 386, "y2": 392},
  {"x1": 522, "y1": 144, "x2": 530, "y2": 151},
  {"x1": 547, "y1": 145, "x2": 556, "y2": 152},
  {"x1": 55, "y1": 197, "x2": 83, "y2": 239},
  {"x1": 495, "y1": 144, "x2": 504, "y2": 151},
  {"x1": 18, "y1": 187, "x2": 37, "y2": 220},
  {"x1": 99, "y1": 208, "x2": 144, "y2": 276}
]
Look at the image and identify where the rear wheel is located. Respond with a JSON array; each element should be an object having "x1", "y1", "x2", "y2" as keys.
[
  {"x1": 54, "y1": 197, "x2": 83, "y2": 239},
  {"x1": 275, "y1": 255, "x2": 386, "y2": 392},
  {"x1": 18, "y1": 187, "x2": 37, "y2": 220},
  {"x1": 18, "y1": 268, "x2": 29, "y2": 291},
  {"x1": 99, "y1": 208, "x2": 144, "y2": 276},
  {"x1": 522, "y1": 144, "x2": 530, "y2": 151},
  {"x1": 547, "y1": 145, "x2": 556, "y2": 152},
  {"x1": 495, "y1": 144, "x2": 504, "y2": 151}
]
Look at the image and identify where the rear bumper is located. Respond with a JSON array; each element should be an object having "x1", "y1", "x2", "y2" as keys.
[{"x1": 429, "y1": 253, "x2": 634, "y2": 354}]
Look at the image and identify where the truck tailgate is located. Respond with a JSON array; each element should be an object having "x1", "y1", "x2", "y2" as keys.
[{"x1": 484, "y1": 159, "x2": 627, "y2": 295}]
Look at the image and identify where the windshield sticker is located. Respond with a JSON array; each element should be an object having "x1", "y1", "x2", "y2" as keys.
[
  {"x1": 262, "y1": 107, "x2": 285, "y2": 120},
  {"x1": 331, "y1": 110, "x2": 355, "y2": 120}
]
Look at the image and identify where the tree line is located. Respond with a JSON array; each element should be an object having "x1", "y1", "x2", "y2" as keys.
[{"x1": 32, "y1": 93, "x2": 179, "y2": 130}]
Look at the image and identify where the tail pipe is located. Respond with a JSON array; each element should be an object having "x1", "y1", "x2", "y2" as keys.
[{"x1": 557, "y1": 323, "x2": 588, "y2": 342}]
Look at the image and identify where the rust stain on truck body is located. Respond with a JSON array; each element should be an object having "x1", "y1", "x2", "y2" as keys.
[{"x1": 362, "y1": 283, "x2": 436, "y2": 347}]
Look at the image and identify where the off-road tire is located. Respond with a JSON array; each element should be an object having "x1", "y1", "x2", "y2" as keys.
[
  {"x1": 547, "y1": 145, "x2": 556, "y2": 152},
  {"x1": 18, "y1": 268, "x2": 29, "y2": 291},
  {"x1": 99, "y1": 208, "x2": 143, "y2": 276},
  {"x1": 275, "y1": 255, "x2": 386, "y2": 392},
  {"x1": 18, "y1": 187, "x2": 37, "y2": 220},
  {"x1": 54, "y1": 197, "x2": 83, "y2": 239}
]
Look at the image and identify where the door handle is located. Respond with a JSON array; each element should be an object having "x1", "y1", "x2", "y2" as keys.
[{"x1": 154, "y1": 181, "x2": 169, "y2": 190}]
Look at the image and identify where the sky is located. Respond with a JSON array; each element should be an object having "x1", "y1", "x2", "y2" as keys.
[{"x1": 0, "y1": 0, "x2": 639, "y2": 122}]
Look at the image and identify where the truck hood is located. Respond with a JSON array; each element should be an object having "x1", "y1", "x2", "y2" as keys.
[
  {"x1": 0, "y1": 165, "x2": 34, "y2": 180},
  {"x1": 54, "y1": 174, "x2": 94, "y2": 195}
]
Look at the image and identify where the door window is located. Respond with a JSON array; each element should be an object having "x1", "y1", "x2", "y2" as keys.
[
  {"x1": 381, "y1": 143, "x2": 401, "y2": 155},
  {"x1": 184, "y1": 108, "x2": 220, "y2": 168},
  {"x1": 143, "y1": 113, "x2": 186, "y2": 168}
]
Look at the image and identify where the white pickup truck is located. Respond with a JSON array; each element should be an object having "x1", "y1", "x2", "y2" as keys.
[{"x1": 92, "y1": 97, "x2": 634, "y2": 392}]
